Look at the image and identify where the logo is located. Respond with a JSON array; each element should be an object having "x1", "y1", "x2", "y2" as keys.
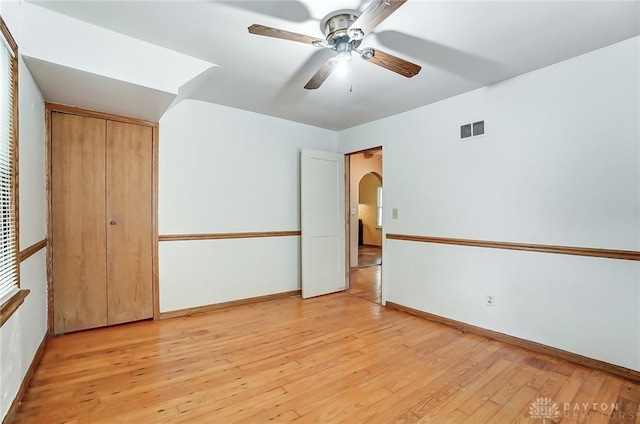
[
  {"x1": 529, "y1": 397, "x2": 560, "y2": 423},
  {"x1": 527, "y1": 398, "x2": 632, "y2": 421}
]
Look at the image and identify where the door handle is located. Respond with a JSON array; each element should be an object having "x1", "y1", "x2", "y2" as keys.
[{"x1": 109, "y1": 220, "x2": 117, "y2": 225}]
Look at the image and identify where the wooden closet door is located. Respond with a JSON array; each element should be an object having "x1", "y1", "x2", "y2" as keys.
[
  {"x1": 106, "y1": 121, "x2": 153, "y2": 325},
  {"x1": 52, "y1": 112, "x2": 107, "y2": 334}
]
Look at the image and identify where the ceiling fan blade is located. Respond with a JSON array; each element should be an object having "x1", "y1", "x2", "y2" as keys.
[
  {"x1": 362, "y1": 48, "x2": 421, "y2": 78},
  {"x1": 304, "y1": 58, "x2": 336, "y2": 90},
  {"x1": 248, "y1": 24, "x2": 325, "y2": 45},
  {"x1": 348, "y1": 0, "x2": 407, "y2": 40}
]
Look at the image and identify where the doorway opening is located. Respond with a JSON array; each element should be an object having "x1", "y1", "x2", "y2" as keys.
[
  {"x1": 357, "y1": 172, "x2": 382, "y2": 267},
  {"x1": 347, "y1": 148, "x2": 382, "y2": 304}
]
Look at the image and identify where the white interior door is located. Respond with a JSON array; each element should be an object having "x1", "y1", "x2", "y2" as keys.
[{"x1": 300, "y1": 149, "x2": 346, "y2": 299}]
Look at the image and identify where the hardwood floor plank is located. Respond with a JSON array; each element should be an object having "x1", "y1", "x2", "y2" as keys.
[
  {"x1": 415, "y1": 357, "x2": 513, "y2": 423},
  {"x1": 406, "y1": 342, "x2": 505, "y2": 418},
  {"x1": 12, "y1": 293, "x2": 640, "y2": 424},
  {"x1": 349, "y1": 264, "x2": 381, "y2": 303},
  {"x1": 491, "y1": 364, "x2": 539, "y2": 405},
  {"x1": 486, "y1": 385, "x2": 539, "y2": 424},
  {"x1": 462, "y1": 361, "x2": 542, "y2": 423},
  {"x1": 349, "y1": 353, "x2": 502, "y2": 422},
  {"x1": 609, "y1": 396, "x2": 639, "y2": 424},
  {"x1": 457, "y1": 360, "x2": 528, "y2": 415}
]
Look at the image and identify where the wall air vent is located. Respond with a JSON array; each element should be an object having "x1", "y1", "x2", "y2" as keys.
[
  {"x1": 460, "y1": 123, "x2": 472, "y2": 139},
  {"x1": 460, "y1": 120, "x2": 485, "y2": 140}
]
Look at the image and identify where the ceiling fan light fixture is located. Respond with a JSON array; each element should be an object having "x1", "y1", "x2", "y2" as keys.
[
  {"x1": 334, "y1": 56, "x2": 352, "y2": 79},
  {"x1": 335, "y1": 40, "x2": 354, "y2": 62},
  {"x1": 336, "y1": 51, "x2": 353, "y2": 62}
]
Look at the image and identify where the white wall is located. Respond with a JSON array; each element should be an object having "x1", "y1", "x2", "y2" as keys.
[
  {"x1": 1, "y1": 1, "x2": 214, "y2": 123},
  {"x1": 338, "y1": 37, "x2": 640, "y2": 370},
  {"x1": 0, "y1": 55, "x2": 47, "y2": 419},
  {"x1": 159, "y1": 100, "x2": 337, "y2": 312},
  {"x1": 349, "y1": 153, "x2": 383, "y2": 266},
  {"x1": 18, "y1": 2, "x2": 213, "y2": 94}
]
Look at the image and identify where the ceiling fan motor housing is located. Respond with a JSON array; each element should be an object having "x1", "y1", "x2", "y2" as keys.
[{"x1": 321, "y1": 10, "x2": 360, "y2": 44}]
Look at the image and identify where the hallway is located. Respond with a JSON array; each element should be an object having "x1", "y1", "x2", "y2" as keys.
[{"x1": 357, "y1": 245, "x2": 382, "y2": 267}]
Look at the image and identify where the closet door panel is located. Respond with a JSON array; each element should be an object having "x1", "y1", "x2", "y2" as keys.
[
  {"x1": 52, "y1": 112, "x2": 108, "y2": 334},
  {"x1": 106, "y1": 121, "x2": 153, "y2": 325}
]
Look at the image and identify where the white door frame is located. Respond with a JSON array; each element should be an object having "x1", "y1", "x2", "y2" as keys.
[{"x1": 345, "y1": 146, "x2": 384, "y2": 303}]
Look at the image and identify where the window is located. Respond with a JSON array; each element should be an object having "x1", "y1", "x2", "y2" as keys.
[
  {"x1": 0, "y1": 17, "x2": 20, "y2": 316},
  {"x1": 376, "y1": 185, "x2": 382, "y2": 229}
]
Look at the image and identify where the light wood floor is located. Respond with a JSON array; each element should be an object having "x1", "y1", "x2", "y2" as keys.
[
  {"x1": 13, "y1": 293, "x2": 640, "y2": 423},
  {"x1": 348, "y1": 265, "x2": 381, "y2": 304},
  {"x1": 358, "y1": 245, "x2": 382, "y2": 267}
]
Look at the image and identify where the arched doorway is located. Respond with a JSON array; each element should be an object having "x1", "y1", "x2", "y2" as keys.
[{"x1": 357, "y1": 172, "x2": 382, "y2": 267}]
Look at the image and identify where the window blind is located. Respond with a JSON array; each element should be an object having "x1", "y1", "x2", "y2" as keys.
[{"x1": 0, "y1": 26, "x2": 18, "y2": 304}]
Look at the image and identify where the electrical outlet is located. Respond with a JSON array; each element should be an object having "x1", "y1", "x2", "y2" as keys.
[
  {"x1": 392, "y1": 208, "x2": 398, "y2": 219},
  {"x1": 486, "y1": 295, "x2": 495, "y2": 307}
]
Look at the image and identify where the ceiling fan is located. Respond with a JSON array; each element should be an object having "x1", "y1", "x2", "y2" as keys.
[{"x1": 248, "y1": 0, "x2": 421, "y2": 90}]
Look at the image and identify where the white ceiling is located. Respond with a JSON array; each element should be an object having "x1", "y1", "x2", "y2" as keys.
[{"x1": 28, "y1": 0, "x2": 640, "y2": 130}]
